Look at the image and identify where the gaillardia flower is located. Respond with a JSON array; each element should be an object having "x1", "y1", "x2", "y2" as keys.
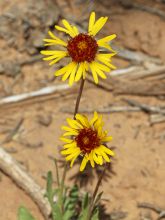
[
  {"x1": 60, "y1": 112, "x2": 114, "y2": 171},
  {"x1": 41, "y1": 12, "x2": 116, "y2": 86}
]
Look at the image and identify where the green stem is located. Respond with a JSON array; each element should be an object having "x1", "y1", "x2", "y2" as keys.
[{"x1": 87, "y1": 163, "x2": 107, "y2": 220}]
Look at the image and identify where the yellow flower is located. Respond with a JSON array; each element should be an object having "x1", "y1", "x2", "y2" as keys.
[
  {"x1": 41, "y1": 12, "x2": 116, "y2": 86},
  {"x1": 60, "y1": 112, "x2": 114, "y2": 171}
]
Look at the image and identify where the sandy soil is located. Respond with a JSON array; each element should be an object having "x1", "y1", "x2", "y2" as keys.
[{"x1": 0, "y1": 0, "x2": 165, "y2": 220}]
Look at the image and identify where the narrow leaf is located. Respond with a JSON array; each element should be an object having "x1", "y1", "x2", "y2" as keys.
[
  {"x1": 46, "y1": 171, "x2": 53, "y2": 204},
  {"x1": 18, "y1": 206, "x2": 36, "y2": 220}
]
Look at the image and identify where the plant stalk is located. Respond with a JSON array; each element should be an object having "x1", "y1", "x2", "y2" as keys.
[
  {"x1": 74, "y1": 78, "x2": 85, "y2": 118},
  {"x1": 87, "y1": 163, "x2": 108, "y2": 220},
  {"x1": 58, "y1": 78, "x2": 85, "y2": 215}
]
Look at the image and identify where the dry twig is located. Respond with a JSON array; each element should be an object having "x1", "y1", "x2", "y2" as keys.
[
  {"x1": 120, "y1": 0, "x2": 165, "y2": 20},
  {"x1": 0, "y1": 84, "x2": 70, "y2": 106},
  {"x1": 0, "y1": 118, "x2": 24, "y2": 144},
  {"x1": 150, "y1": 114, "x2": 165, "y2": 124},
  {"x1": 0, "y1": 147, "x2": 51, "y2": 220},
  {"x1": 61, "y1": 106, "x2": 141, "y2": 114},
  {"x1": 123, "y1": 98, "x2": 165, "y2": 114},
  {"x1": 138, "y1": 202, "x2": 165, "y2": 220}
]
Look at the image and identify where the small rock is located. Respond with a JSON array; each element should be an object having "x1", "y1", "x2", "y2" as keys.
[
  {"x1": 2, "y1": 62, "x2": 21, "y2": 77},
  {"x1": 21, "y1": 139, "x2": 43, "y2": 148},
  {"x1": 37, "y1": 114, "x2": 52, "y2": 126}
]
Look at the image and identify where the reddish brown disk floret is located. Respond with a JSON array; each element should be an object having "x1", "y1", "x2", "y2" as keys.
[
  {"x1": 75, "y1": 128, "x2": 100, "y2": 153},
  {"x1": 67, "y1": 33, "x2": 98, "y2": 62}
]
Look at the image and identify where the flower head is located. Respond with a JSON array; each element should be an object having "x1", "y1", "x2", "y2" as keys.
[
  {"x1": 60, "y1": 112, "x2": 114, "y2": 171},
  {"x1": 41, "y1": 12, "x2": 116, "y2": 86}
]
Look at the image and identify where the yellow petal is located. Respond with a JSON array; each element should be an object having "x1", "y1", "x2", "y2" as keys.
[
  {"x1": 62, "y1": 72, "x2": 72, "y2": 81},
  {"x1": 61, "y1": 146, "x2": 78, "y2": 155},
  {"x1": 55, "y1": 65, "x2": 69, "y2": 77},
  {"x1": 65, "y1": 148, "x2": 81, "y2": 161},
  {"x1": 98, "y1": 41, "x2": 116, "y2": 52},
  {"x1": 63, "y1": 142, "x2": 77, "y2": 149},
  {"x1": 69, "y1": 63, "x2": 78, "y2": 86},
  {"x1": 62, "y1": 19, "x2": 77, "y2": 37},
  {"x1": 93, "y1": 151, "x2": 103, "y2": 165},
  {"x1": 80, "y1": 155, "x2": 88, "y2": 171},
  {"x1": 61, "y1": 125, "x2": 77, "y2": 132},
  {"x1": 43, "y1": 55, "x2": 58, "y2": 61},
  {"x1": 62, "y1": 62, "x2": 77, "y2": 82},
  {"x1": 90, "y1": 111, "x2": 99, "y2": 126},
  {"x1": 75, "y1": 63, "x2": 83, "y2": 82},
  {"x1": 97, "y1": 34, "x2": 116, "y2": 44},
  {"x1": 96, "y1": 69, "x2": 107, "y2": 79},
  {"x1": 102, "y1": 136, "x2": 113, "y2": 142},
  {"x1": 63, "y1": 131, "x2": 78, "y2": 136},
  {"x1": 96, "y1": 54, "x2": 116, "y2": 69},
  {"x1": 41, "y1": 51, "x2": 67, "y2": 66},
  {"x1": 98, "y1": 155, "x2": 103, "y2": 165},
  {"x1": 89, "y1": 62, "x2": 99, "y2": 84},
  {"x1": 70, "y1": 152, "x2": 80, "y2": 167},
  {"x1": 66, "y1": 118, "x2": 83, "y2": 129},
  {"x1": 94, "y1": 115, "x2": 103, "y2": 128},
  {"x1": 95, "y1": 62, "x2": 110, "y2": 72},
  {"x1": 49, "y1": 57, "x2": 65, "y2": 66},
  {"x1": 55, "y1": 25, "x2": 75, "y2": 38},
  {"x1": 93, "y1": 152, "x2": 100, "y2": 164},
  {"x1": 90, "y1": 17, "x2": 108, "y2": 36},
  {"x1": 88, "y1": 151, "x2": 95, "y2": 168},
  {"x1": 60, "y1": 137, "x2": 72, "y2": 143},
  {"x1": 100, "y1": 145, "x2": 114, "y2": 156},
  {"x1": 83, "y1": 62, "x2": 88, "y2": 79},
  {"x1": 55, "y1": 62, "x2": 75, "y2": 77},
  {"x1": 46, "y1": 31, "x2": 67, "y2": 46},
  {"x1": 75, "y1": 114, "x2": 90, "y2": 127},
  {"x1": 88, "y1": 11, "x2": 95, "y2": 33},
  {"x1": 95, "y1": 148, "x2": 110, "y2": 162},
  {"x1": 41, "y1": 50, "x2": 66, "y2": 55},
  {"x1": 73, "y1": 26, "x2": 79, "y2": 36},
  {"x1": 97, "y1": 126, "x2": 103, "y2": 137}
]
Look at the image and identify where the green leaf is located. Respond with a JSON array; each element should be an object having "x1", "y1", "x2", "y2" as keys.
[
  {"x1": 91, "y1": 208, "x2": 99, "y2": 220},
  {"x1": 63, "y1": 209, "x2": 75, "y2": 220},
  {"x1": 78, "y1": 193, "x2": 90, "y2": 220},
  {"x1": 94, "y1": 191, "x2": 103, "y2": 206},
  {"x1": 82, "y1": 192, "x2": 89, "y2": 209},
  {"x1": 46, "y1": 171, "x2": 61, "y2": 220},
  {"x1": 46, "y1": 171, "x2": 53, "y2": 204},
  {"x1": 63, "y1": 185, "x2": 79, "y2": 220},
  {"x1": 52, "y1": 204, "x2": 63, "y2": 220},
  {"x1": 18, "y1": 206, "x2": 36, "y2": 220}
]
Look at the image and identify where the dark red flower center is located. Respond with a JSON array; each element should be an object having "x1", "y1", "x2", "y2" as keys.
[
  {"x1": 67, "y1": 33, "x2": 98, "y2": 62},
  {"x1": 75, "y1": 128, "x2": 100, "y2": 153}
]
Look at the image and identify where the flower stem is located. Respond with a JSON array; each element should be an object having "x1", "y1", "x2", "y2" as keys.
[
  {"x1": 87, "y1": 163, "x2": 108, "y2": 220},
  {"x1": 74, "y1": 78, "x2": 85, "y2": 119},
  {"x1": 58, "y1": 78, "x2": 85, "y2": 214},
  {"x1": 58, "y1": 162, "x2": 67, "y2": 213},
  {"x1": 54, "y1": 158, "x2": 60, "y2": 187}
]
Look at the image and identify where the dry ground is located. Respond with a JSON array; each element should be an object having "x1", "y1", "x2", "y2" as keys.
[{"x1": 0, "y1": 0, "x2": 165, "y2": 220}]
